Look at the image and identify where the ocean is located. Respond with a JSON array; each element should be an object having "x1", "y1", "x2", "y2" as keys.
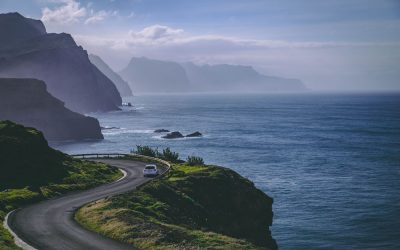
[{"x1": 53, "y1": 93, "x2": 400, "y2": 249}]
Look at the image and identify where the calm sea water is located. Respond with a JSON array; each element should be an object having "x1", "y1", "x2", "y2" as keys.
[{"x1": 53, "y1": 93, "x2": 400, "y2": 249}]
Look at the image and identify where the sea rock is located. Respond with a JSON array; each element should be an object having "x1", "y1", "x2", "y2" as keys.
[
  {"x1": 154, "y1": 129, "x2": 170, "y2": 133},
  {"x1": 162, "y1": 131, "x2": 184, "y2": 139},
  {"x1": 0, "y1": 12, "x2": 122, "y2": 113},
  {"x1": 0, "y1": 78, "x2": 103, "y2": 140},
  {"x1": 186, "y1": 131, "x2": 202, "y2": 137}
]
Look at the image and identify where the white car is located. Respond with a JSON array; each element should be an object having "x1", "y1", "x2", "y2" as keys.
[{"x1": 143, "y1": 164, "x2": 159, "y2": 177}]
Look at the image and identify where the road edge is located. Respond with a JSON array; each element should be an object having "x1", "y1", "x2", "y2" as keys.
[
  {"x1": 4, "y1": 210, "x2": 37, "y2": 250},
  {"x1": 4, "y1": 168, "x2": 128, "y2": 250}
]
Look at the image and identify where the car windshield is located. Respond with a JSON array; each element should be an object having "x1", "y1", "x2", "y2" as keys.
[{"x1": 145, "y1": 166, "x2": 156, "y2": 169}]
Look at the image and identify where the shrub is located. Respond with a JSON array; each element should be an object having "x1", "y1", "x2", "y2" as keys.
[
  {"x1": 134, "y1": 145, "x2": 158, "y2": 157},
  {"x1": 186, "y1": 156, "x2": 204, "y2": 166},
  {"x1": 160, "y1": 147, "x2": 180, "y2": 163},
  {"x1": 133, "y1": 146, "x2": 182, "y2": 163}
]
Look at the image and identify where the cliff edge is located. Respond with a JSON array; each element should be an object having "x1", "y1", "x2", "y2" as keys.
[
  {"x1": 0, "y1": 12, "x2": 122, "y2": 113},
  {"x1": 76, "y1": 162, "x2": 277, "y2": 249},
  {"x1": 0, "y1": 78, "x2": 103, "y2": 141}
]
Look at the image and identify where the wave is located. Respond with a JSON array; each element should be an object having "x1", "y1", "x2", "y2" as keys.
[
  {"x1": 101, "y1": 126, "x2": 120, "y2": 130},
  {"x1": 151, "y1": 134, "x2": 206, "y2": 140},
  {"x1": 103, "y1": 128, "x2": 154, "y2": 135}
]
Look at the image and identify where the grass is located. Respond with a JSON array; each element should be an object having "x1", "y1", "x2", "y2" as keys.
[
  {"x1": 0, "y1": 159, "x2": 122, "y2": 249},
  {"x1": 76, "y1": 163, "x2": 277, "y2": 250},
  {"x1": 0, "y1": 120, "x2": 124, "y2": 249},
  {"x1": 76, "y1": 199, "x2": 259, "y2": 250}
]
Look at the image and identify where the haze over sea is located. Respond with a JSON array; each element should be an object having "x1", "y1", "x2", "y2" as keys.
[{"x1": 54, "y1": 93, "x2": 400, "y2": 249}]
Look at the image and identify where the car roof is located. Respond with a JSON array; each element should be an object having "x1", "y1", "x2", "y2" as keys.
[{"x1": 145, "y1": 164, "x2": 157, "y2": 167}]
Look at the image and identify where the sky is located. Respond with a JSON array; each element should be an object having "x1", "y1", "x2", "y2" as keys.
[{"x1": 1, "y1": 0, "x2": 400, "y2": 91}]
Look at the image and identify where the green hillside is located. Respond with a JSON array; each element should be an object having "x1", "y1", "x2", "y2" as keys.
[
  {"x1": 0, "y1": 120, "x2": 122, "y2": 250},
  {"x1": 76, "y1": 162, "x2": 277, "y2": 250}
]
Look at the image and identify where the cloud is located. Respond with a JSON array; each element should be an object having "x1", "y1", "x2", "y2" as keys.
[
  {"x1": 130, "y1": 25, "x2": 184, "y2": 41},
  {"x1": 41, "y1": 0, "x2": 86, "y2": 24},
  {"x1": 85, "y1": 10, "x2": 118, "y2": 25},
  {"x1": 41, "y1": 0, "x2": 117, "y2": 25},
  {"x1": 77, "y1": 24, "x2": 399, "y2": 52}
]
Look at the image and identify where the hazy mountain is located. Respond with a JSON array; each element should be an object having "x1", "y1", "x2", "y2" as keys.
[
  {"x1": 0, "y1": 12, "x2": 45, "y2": 49},
  {"x1": 119, "y1": 56, "x2": 306, "y2": 93},
  {"x1": 119, "y1": 57, "x2": 190, "y2": 93},
  {"x1": 0, "y1": 78, "x2": 103, "y2": 140},
  {"x1": 0, "y1": 12, "x2": 121, "y2": 113},
  {"x1": 182, "y1": 62, "x2": 306, "y2": 92},
  {"x1": 89, "y1": 54, "x2": 133, "y2": 97}
]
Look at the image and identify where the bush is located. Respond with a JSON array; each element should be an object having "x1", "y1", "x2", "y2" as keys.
[
  {"x1": 134, "y1": 145, "x2": 158, "y2": 157},
  {"x1": 186, "y1": 156, "x2": 204, "y2": 166},
  {"x1": 160, "y1": 147, "x2": 180, "y2": 163},
  {"x1": 134, "y1": 146, "x2": 181, "y2": 163}
]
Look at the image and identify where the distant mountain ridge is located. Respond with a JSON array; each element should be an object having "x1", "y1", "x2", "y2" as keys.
[
  {"x1": 0, "y1": 12, "x2": 122, "y2": 113},
  {"x1": 119, "y1": 57, "x2": 191, "y2": 93},
  {"x1": 89, "y1": 54, "x2": 133, "y2": 97},
  {"x1": 119, "y1": 56, "x2": 306, "y2": 93},
  {"x1": 182, "y1": 62, "x2": 306, "y2": 92},
  {"x1": 0, "y1": 78, "x2": 103, "y2": 141}
]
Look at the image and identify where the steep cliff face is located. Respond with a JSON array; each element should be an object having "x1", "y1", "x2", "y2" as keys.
[
  {"x1": 76, "y1": 163, "x2": 277, "y2": 249},
  {"x1": 89, "y1": 54, "x2": 133, "y2": 97},
  {"x1": 182, "y1": 62, "x2": 306, "y2": 92},
  {"x1": 0, "y1": 78, "x2": 103, "y2": 141},
  {"x1": 0, "y1": 12, "x2": 45, "y2": 49},
  {"x1": 119, "y1": 57, "x2": 191, "y2": 93},
  {"x1": 0, "y1": 13, "x2": 122, "y2": 113}
]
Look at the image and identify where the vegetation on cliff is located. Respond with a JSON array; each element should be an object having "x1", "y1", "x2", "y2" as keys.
[
  {"x1": 76, "y1": 159, "x2": 277, "y2": 249},
  {"x1": 0, "y1": 121, "x2": 122, "y2": 250}
]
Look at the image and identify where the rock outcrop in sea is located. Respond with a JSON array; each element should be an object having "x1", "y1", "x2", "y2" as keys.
[
  {"x1": 0, "y1": 12, "x2": 122, "y2": 113},
  {"x1": 186, "y1": 131, "x2": 202, "y2": 137},
  {"x1": 162, "y1": 131, "x2": 184, "y2": 139},
  {"x1": 154, "y1": 129, "x2": 170, "y2": 133},
  {"x1": 0, "y1": 78, "x2": 103, "y2": 140}
]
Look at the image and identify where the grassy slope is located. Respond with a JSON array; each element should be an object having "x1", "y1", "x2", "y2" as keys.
[
  {"x1": 0, "y1": 160, "x2": 123, "y2": 250},
  {"x1": 76, "y1": 164, "x2": 277, "y2": 250},
  {"x1": 0, "y1": 121, "x2": 122, "y2": 249}
]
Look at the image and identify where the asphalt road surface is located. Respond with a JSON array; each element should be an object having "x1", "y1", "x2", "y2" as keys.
[{"x1": 7, "y1": 159, "x2": 162, "y2": 250}]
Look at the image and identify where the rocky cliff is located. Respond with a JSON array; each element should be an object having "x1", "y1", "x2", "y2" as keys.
[
  {"x1": 0, "y1": 12, "x2": 122, "y2": 113},
  {"x1": 0, "y1": 12, "x2": 45, "y2": 49},
  {"x1": 89, "y1": 54, "x2": 133, "y2": 97},
  {"x1": 119, "y1": 57, "x2": 191, "y2": 93},
  {"x1": 0, "y1": 78, "x2": 103, "y2": 141}
]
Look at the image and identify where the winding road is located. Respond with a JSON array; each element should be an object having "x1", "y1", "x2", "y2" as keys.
[{"x1": 7, "y1": 159, "x2": 163, "y2": 250}]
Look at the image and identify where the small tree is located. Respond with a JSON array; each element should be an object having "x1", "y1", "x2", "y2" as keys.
[
  {"x1": 161, "y1": 147, "x2": 180, "y2": 163},
  {"x1": 134, "y1": 145, "x2": 158, "y2": 157},
  {"x1": 186, "y1": 155, "x2": 204, "y2": 166}
]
